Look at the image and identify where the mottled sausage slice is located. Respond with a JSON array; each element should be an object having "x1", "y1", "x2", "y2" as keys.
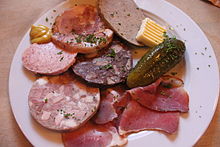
[
  {"x1": 22, "y1": 42, "x2": 77, "y2": 75},
  {"x1": 52, "y1": 4, "x2": 113, "y2": 54},
  {"x1": 28, "y1": 73, "x2": 100, "y2": 132},
  {"x1": 72, "y1": 42, "x2": 132, "y2": 85}
]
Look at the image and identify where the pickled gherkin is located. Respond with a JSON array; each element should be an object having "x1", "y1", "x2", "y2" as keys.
[{"x1": 127, "y1": 38, "x2": 185, "y2": 88}]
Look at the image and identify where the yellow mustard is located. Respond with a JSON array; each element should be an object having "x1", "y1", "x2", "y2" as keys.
[{"x1": 30, "y1": 25, "x2": 52, "y2": 44}]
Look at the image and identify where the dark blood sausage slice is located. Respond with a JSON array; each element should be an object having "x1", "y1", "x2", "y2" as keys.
[
  {"x1": 52, "y1": 4, "x2": 113, "y2": 54},
  {"x1": 28, "y1": 73, "x2": 100, "y2": 132},
  {"x1": 72, "y1": 42, "x2": 132, "y2": 85},
  {"x1": 22, "y1": 42, "x2": 77, "y2": 75},
  {"x1": 62, "y1": 122, "x2": 127, "y2": 147},
  {"x1": 119, "y1": 101, "x2": 179, "y2": 135}
]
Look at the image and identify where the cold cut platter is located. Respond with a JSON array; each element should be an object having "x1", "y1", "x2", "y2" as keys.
[{"x1": 9, "y1": 0, "x2": 219, "y2": 147}]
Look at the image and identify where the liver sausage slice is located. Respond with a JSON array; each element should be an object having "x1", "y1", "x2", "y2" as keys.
[{"x1": 98, "y1": 0, "x2": 145, "y2": 46}]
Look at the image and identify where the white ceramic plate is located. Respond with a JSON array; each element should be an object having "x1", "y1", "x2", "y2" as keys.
[{"x1": 9, "y1": 0, "x2": 219, "y2": 147}]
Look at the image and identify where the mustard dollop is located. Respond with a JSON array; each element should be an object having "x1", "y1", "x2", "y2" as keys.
[{"x1": 30, "y1": 25, "x2": 52, "y2": 44}]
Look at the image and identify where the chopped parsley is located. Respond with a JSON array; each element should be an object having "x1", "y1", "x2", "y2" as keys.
[
  {"x1": 64, "y1": 113, "x2": 71, "y2": 119},
  {"x1": 100, "y1": 64, "x2": 113, "y2": 70},
  {"x1": 76, "y1": 35, "x2": 82, "y2": 43},
  {"x1": 57, "y1": 51, "x2": 63, "y2": 55},
  {"x1": 106, "y1": 49, "x2": 116, "y2": 58},
  {"x1": 169, "y1": 27, "x2": 174, "y2": 30},
  {"x1": 84, "y1": 34, "x2": 96, "y2": 43},
  {"x1": 163, "y1": 32, "x2": 169, "y2": 38},
  {"x1": 171, "y1": 72, "x2": 177, "y2": 76},
  {"x1": 43, "y1": 98, "x2": 48, "y2": 103},
  {"x1": 161, "y1": 83, "x2": 173, "y2": 89},
  {"x1": 160, "y1": 90, "x2": 172, "y2": 98},
  {"x1": 97, "y1": 37, "x2": 106, "y2": 44}
]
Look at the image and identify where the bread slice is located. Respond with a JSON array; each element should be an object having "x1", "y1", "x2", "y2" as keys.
[{"x1": 98, "y1": 0, "x2": 145, "y2": 46}]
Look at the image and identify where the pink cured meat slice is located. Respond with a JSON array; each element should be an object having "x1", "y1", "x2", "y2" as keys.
[
  {"x1": 52, "y1": 5, "x2": 104, "y2": 35},
  {"x1": 128, "y1": 78, "x2": 189, "y2": 112},
  {"x1": 52, "y1": 4, "x2": 113, "y2": 54},
  {"x1": 119, "y1": 101, "x2": 179, "y2": 135},
  {"x1": 28, "y1": 73, "x2": 100, "y2": 132},
  {"x1": 22, "y1": 42, "x2": 77, "y2": 75},
  {"x1": 94, "y1": 87, "x2": 126, "y2": 124},
  {"x1": 209, "y1": 0, "x2": 220, "y2": 7},
  {"x1": 62, "y1": 122, "x2": 127, "y2": 147}
]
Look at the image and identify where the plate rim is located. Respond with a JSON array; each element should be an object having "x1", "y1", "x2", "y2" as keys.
[{"x1": 8, "y1": 0, "x2": 220, "y2": 146}]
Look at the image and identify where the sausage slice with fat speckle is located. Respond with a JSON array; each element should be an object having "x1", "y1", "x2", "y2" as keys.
[
  {"x1": 72, "y1": 41, "x2": 132, "y2": 85},
  {"x1": 28, "y1": 73, "x2": 100, "y2": 132}
]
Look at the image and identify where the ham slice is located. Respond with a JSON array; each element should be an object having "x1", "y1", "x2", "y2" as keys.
[
  {"x1": 119, "y1": 101, "x2": 179, "y2": 135},
  {"x1": 94, "y1": 86, "x2": 127, "y2": 124},
  {"x1": 62, "y1": 122, "x2": 127, "y2": 147},
  {"x1": 128, "y1": 77, "x2": 189, "y2": 112},
  {"x1": 52, "y1": 4, "x2": 113, "y2": 54},
  {"x1": 209, "y1": 0, "x2": 220, "y2": 7}
]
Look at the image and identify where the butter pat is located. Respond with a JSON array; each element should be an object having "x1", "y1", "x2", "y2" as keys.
[{"x1": 136, "y1": 18, "x2": 166, "y2": 47}]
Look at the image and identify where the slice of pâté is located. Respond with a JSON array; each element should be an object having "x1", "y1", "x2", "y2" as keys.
[{"x1": 98, "y1": 0, "x2": 145, "y2": 46}]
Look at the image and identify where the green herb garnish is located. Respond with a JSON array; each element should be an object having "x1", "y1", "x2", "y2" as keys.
[
  {"x1": 64, "y1": 113, "x2": 71, "y2": 119},
  {"x1": 171, "y1": 72, "x2": 177, "y2": 76},
  {"x1": 100, "y1": 64, "x2": 113, "y2": 70},
  {"x1": 163, "y1": 32, "x2": 169, "y2": 39},
  {"x1": 76, "y1": 35, "x2": 82, "y2": 43},
  {"x1": 44, "y1": 98, "x2": 48, "y2": 103},
  {"x1": 57, "y1": 51, "x2": 63, "y2": 55},
  {"x1": 106, "y1": 49, "x2": 116, "y2": 58}
]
